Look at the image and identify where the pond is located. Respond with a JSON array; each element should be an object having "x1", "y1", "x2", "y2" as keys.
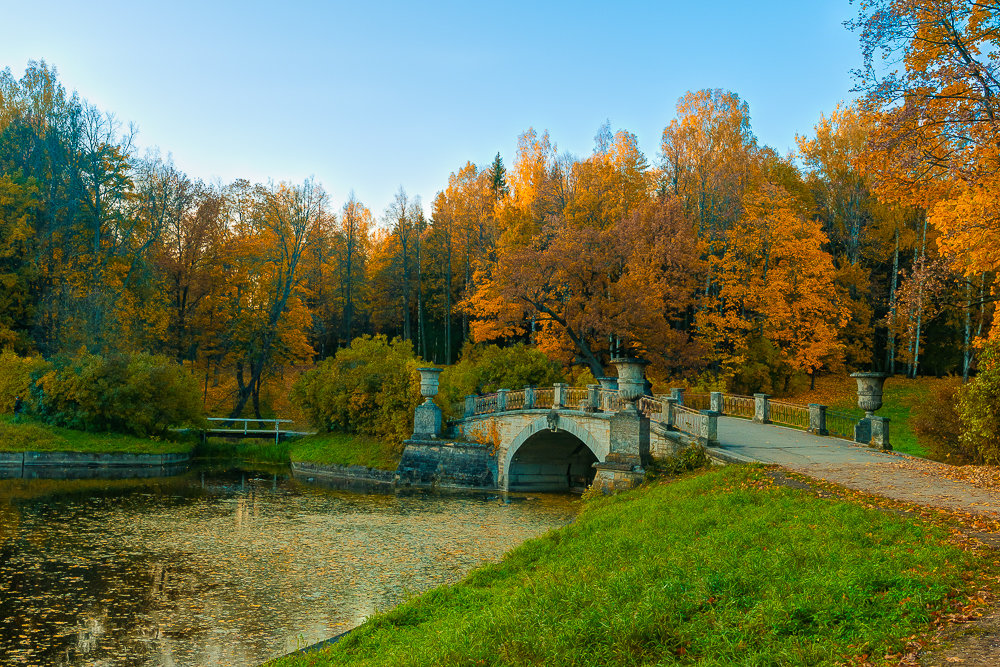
[{"x1": 0, "y1": 465, "x2": 580, "y2": 666}]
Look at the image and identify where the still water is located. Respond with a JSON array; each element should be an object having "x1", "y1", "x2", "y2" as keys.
[{"x1": 0, "y1": 467, "x2": 579, "y2": 666}]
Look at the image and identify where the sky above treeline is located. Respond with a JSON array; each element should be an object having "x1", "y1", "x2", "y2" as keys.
[{"x1": 0, "y1": 0, "x2": 861, "y2": 217}]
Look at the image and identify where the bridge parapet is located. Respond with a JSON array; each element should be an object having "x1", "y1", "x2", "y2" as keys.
[
  {"x1": 450, "y1": 386, "x2": 888, "y2": 450},
  {"x1": 452, "y1": 384, "x2": 719, "y2": 447}
]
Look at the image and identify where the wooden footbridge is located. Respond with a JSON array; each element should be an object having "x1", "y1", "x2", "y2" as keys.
[{"x1": 202, "y1": 417, "x2": 309, "y2": 444}]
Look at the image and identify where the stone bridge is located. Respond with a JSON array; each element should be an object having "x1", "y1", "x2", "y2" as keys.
[
  {"x1": 397, "y1": 360, "x2": 721, "y2": 493},
  {"x1": 396, "y1": 363, "x2": 889, "y2": 494}
]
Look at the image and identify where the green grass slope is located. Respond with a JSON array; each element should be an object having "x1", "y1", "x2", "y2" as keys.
[
  {"x1": 271, "y1": 466, "x2": 980, "y2": 666},
  {"x1": 0, "y1": 416, "x2": 194, "y2": 454},
  {"x1": 288, "y1": 432, "x2": 402, "y2": 470}
]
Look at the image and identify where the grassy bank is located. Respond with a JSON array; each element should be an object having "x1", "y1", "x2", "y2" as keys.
[
  {"x1": 288, "y1": 432, "x2": 401, "y2": 470},
  {"x1": 271, "y1": 465, "x2": 986, "y2": 667},
  {"x1": 195, "y1": 437, "x2": 292, "y2": 464},
  {"x1": 195, "y1": 431, "x2": 401, "y2": 471},
  {"x1": 0, "y1": 416, "x2": 195, "y2": 454}
]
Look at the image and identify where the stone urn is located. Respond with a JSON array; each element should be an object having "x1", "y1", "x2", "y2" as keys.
[
  {"x1": 611, "y1": 357, "x2": 649, "y2": 408},
  {"x1": 417, "y1": 367, "x2": 442, "y2": 404},
  {"x1": 596, "y1": 376, "x2": 618, "y2": 391},
  {"x1": 413, "y1": 368, "x2": 444, "y2": 438},
  {"x1": 850, "y1": 371, "x2": 889, "y2": 418}
]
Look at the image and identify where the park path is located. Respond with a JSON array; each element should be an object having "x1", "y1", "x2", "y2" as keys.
[{"x1": 711, "y1": 417, "x2": 1000, "y2": 516}]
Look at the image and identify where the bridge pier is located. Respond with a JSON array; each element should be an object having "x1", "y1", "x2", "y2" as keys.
[
  {"x1": 592, "y1": 406, "x2": 649, "y2": 493},
  {"x1": 592, "y1": 357, "x2": 651, "y2": 494}
]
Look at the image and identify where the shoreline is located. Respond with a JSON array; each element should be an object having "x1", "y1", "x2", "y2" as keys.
[{"x1": 0, "y1": 450, "x2": 192, "y2": 479}]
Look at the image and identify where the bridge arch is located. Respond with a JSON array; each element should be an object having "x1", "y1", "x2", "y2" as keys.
[{"x1": 501, "y1": 414, "x2": 609, "y2": 492}]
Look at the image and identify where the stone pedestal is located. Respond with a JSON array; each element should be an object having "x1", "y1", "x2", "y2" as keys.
[
  {"x1": 710, "y1": 391, "x2": 723, "y2": 413},
  {"x1": 414, "y1": 367, "x2": 443, "y2": 438},
  {"x1": 413, "y1": 402, "x2": 442, "y2": 438},
  {"x1": 663, "y1": 397, "x2": 678, "y2": 427},
  {"x1": 855, "y1": 418, "x2": 872, "y2": 445},
  {"x1": 850, "y1": 372, "x2": 890, "y2": 449},
  {"x1": 871, "y1": 416, "x2": 891, "y2": 450},
  {"x1": 553, "y1": 383, "x2": 567, "y2": 408},
  {"x1": 590, "y1": 357, "x2": 652, "y2": 494},
  {"x1": 592, "y1": 462, "x2": 645, "y2": 494},
  {"x1": 585, "y1": 384, "x2": 600, "y2": 412},
  {"x1": 670, "y1": 387, "x2": 685, "y2": 405},
  {"x1": 609, "y1": 408, "x2": 650, "y2": 467}
]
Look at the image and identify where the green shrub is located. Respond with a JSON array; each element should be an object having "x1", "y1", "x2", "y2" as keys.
[
  {"x1": 0, "y1": 349, "x2": 51, "y2": 412},
  {"x1": 438, "y1": 343, "x2": 565, "y2": 417},
  {"x1": 644, "y1": 445, "x2": 711, "y2": 482},
  {"x1": 912, "y1": 376, "x2": 967, "y2": 462},
  {"x1": 29, "y1": 352, "x2": 203, "y2": 436},
  {"x1": 959, "y1": 341, "x2": 1000, "y2": 463},
  {"x1": 291, "y1": 335, "x2": 420, "y2": 449}
]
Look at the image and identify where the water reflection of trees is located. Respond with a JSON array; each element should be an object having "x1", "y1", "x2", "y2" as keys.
[{"x1": 0, "y1": 471, "x2": 579, "y2": 666}]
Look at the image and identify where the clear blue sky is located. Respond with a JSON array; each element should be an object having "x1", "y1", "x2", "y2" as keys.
[{"x1": 0, "y1": 0, "x2": 861, "y2": 218}]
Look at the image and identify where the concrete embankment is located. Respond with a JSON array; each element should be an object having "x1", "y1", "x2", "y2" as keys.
[
  {"x1": 291, "y1": 461, "x2": 397, "y2": 488},
  {"x1": 291, "y1": 440, "x2": 498, "y2": 491},
  {"x1": 0, "y1": 451, "x2": 191, "y2": 479}
]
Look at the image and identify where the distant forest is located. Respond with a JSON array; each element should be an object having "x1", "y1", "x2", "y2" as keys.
[{"x1": 1, "y1": 6, "x2": 998, "y2": 415}]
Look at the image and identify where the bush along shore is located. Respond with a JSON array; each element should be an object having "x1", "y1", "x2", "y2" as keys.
[{"x1": 268, "y1": 465, "x2": 995, "y2": 667}]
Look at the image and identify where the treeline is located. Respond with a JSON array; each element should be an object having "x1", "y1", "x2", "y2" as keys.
[{"x1": 0, "y1": 55, "x2": 996, "y2": 418}]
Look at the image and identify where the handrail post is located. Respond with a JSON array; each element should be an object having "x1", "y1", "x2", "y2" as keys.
[
  {"x1": 710, "y1": 391, "x2": 723, "y2": 414},
  {"x1": 524, "y1": 386, "x2": 535, "y2": 409},
  {"x1": 700, "y1": 410, "x2": 720, "y2": 446},
  {"x1": 553, "y1": 383, "x2": 567, "y2": 409},
  {"x1": 464, "y1": 395, "x2": 476, "y2": 418},
  {"x1": 670, "y1": 387, "x2": 685, "y2": 406},
  {"x1": 754, "y1": 394, "x2": 771, "y2": 424},
  {"x1": 808, "y1": 404, "x2": 828, "y2": 436},
  {"x1": 496, "y1": 389, "x2": 508, "y2": 413},
  {"x1": 664, "y1": 397, "x2": 678, "y2": 429},
  {"x1": 586, "y1": 384, "x2": 600, "y2": 412}
]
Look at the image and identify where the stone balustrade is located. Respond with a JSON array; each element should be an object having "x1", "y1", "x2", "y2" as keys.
[{"x1": 449, "y1": 384, "x2": 887, "y2": 450}]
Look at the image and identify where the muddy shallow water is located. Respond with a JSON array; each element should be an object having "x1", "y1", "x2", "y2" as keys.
[{"x1": 0, "y1": 467, "x2": 579, "y2": 666}]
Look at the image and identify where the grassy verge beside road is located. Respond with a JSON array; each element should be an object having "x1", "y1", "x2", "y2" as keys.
[{"x1": 271, "y1": 465, "x2": 991, "y2": 667}]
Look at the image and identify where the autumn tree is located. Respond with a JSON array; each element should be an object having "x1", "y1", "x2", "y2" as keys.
[
  {"x1": 217, "y1": 179, "x2": 322, "y2": 417},
  {"x1": 851, "y1": 0, "x2": 999, "y2": 356},
  {"x1": 337, "y1": 193, "x2": 372, "y2": 344},
  {"x1": 468, "y1": 197, "x2": 703, "y2": 379}
]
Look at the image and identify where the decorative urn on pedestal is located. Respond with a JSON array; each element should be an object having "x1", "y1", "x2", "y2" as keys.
[
  {"x1": 418, "y1": 367, "x2": 442, "y2": 401},
  {"x1": 412, "y1": 367, "x2": 443, "y2": 438},
  {"x1": 611, "y1": 357, "x2": 649, "y2": 410},
  {"x1": 592, "y1": 356, "x2": 651, "y2": 495},
  {"x1": 850, "y1": 371, "x2": 891, "y2": 449}
]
